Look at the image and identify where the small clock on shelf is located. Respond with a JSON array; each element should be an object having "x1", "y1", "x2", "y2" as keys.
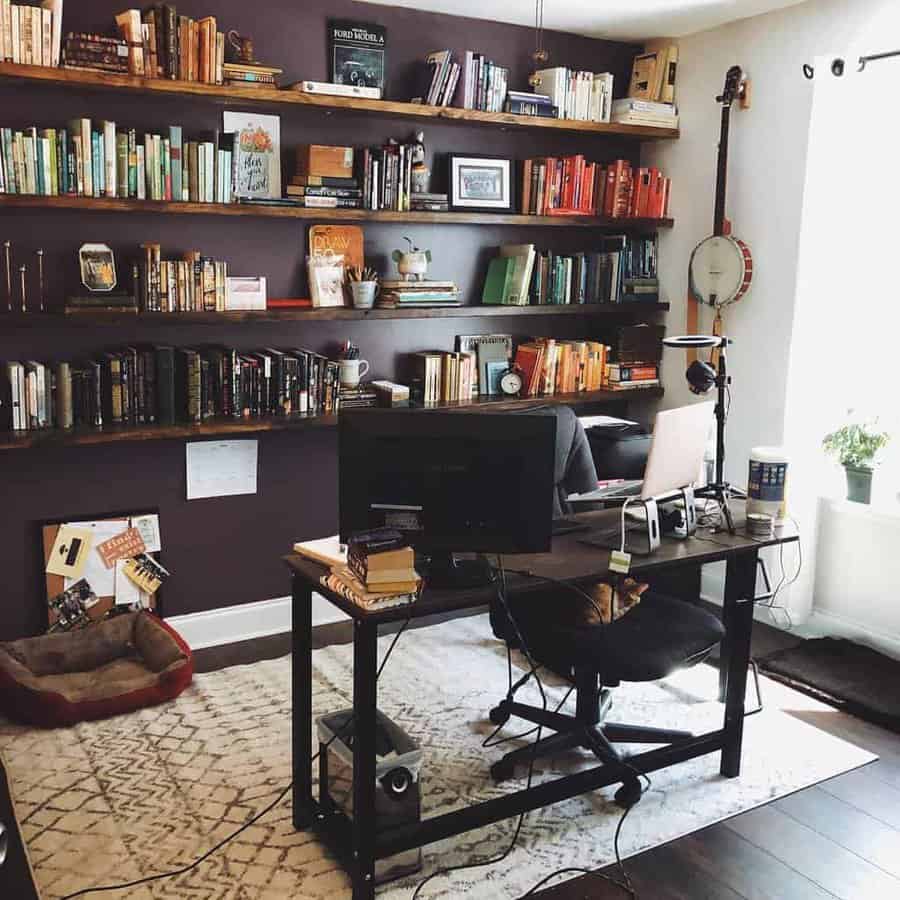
[{"x1": 498, "y1": 366, "x2": 524, "y2": 398}]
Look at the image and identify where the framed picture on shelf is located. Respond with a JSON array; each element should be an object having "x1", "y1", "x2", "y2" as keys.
[
  {"x1": 222, "y1": 111, "x2": 281, "y2": 200},
  {"x1": 448, "y1": 154, "x2": 513, "y2": 213},
  {"x1": 78, "y1": 243, "x2": 117, "y2": 292}
]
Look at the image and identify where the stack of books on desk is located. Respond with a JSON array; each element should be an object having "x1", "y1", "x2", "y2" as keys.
[
  {"x1": 322, "y1": 528, "x2": 421, "y2": 610},
  {"x1": 378, "y1": 280, "x2": 461, "y2": 308},
  {"x1": 337, "y1": 385, "x2": 378, "y2": 409}
]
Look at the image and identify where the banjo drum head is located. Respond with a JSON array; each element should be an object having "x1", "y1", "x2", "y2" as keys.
[{"x1": 689, "y1": 235, "x2": 752, "y2": 308}]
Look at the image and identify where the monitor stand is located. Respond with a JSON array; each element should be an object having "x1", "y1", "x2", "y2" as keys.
[{"x1": 416, "y1": 553, "x2": 496, "y2": 590}]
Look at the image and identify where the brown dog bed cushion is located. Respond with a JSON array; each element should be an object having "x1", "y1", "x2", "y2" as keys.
[{"x1": 0, "y1": 612, "x2": 193, "y2": 727}]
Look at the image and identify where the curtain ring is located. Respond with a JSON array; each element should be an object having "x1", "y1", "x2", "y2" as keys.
[{"x1": 802, "y1": 63, "x2": 815, "y2": 80}]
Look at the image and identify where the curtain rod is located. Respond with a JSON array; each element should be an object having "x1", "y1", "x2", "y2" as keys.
[{"x1": 803, "y1": 48, "x2": 900, "y2": 79}]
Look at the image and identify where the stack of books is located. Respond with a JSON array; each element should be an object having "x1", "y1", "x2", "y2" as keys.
[
  {"x1": 612, "y1": 98, "x2": 679, "y2": 130},
  {"x1": 504, "y1": 90, "x2": 557, "y2": 119},
  {"x1": 62, "y1": 34, "x2": 129, "y2": 74},
  {"x1": 531, "y1": 69, "x2": 614, "y2": 122},
  {"x1": 607, "y1": 362, "x2": 660, "y2": 389},
  {"x1": 2, "y1": 346, "x2": 343, "y2": 432},
  {"x1": 513, "y1": 339, "x2": 609, "y2": 397},
  {"x1": 378, "y1": 280, "x2": 461, "y2": 308},
  {"x1": 461, "y1": 51, "x2": 509, "y2": 112},
  {"x1": 321, "y1": 529, "x2": 420, "y2": 611},
  {"x1": 287, "y1": 144, "x2": 362, "y2": 209},
  {"x1": 222, "y1": 61, "x2": 283, "y2": 88},
  {"x1": 410, "y1": 192, "x2": 449, "y2": 212},
  {"x1": 337, "y1": 385, "x2": 378, "y2": 409},
  {"x1": 0, "y1": 2, "x2": 62, "y2": 67},
  {"x1": 0, "y1": 118, "x2": 235, "y2": 204}
]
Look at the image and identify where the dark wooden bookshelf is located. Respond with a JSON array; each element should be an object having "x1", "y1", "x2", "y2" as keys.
[
  {"x1": 0, "y1": 194, "x2": 674, "y2": 230},
  {"x1": 0, "y1": 63, "x2": 680, "y2": 141},
  {"x1": 1, "y1": 303, "x2": 669, "y2": 327},
  {"x1": 0, "y1": 386, "x2": 663, "y2": 452}
]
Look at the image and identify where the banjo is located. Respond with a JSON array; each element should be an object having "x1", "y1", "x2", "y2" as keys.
[{"x1": 688, "y1": 66, "x2": 752, "y2": 340}]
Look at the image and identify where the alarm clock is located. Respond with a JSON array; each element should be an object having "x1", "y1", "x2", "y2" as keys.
[{"x1": 498, "y1": 367, "x2": 524, "y2": 397}]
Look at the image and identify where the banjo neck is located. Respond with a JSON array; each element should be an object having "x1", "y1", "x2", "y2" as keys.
[{"x1": 713, "y1": 102, "x2": 731, "y2": 237}]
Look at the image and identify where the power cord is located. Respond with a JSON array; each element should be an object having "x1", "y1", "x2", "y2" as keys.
[{"x1": 59, "y1": 616, "x2": 413, "y2": 900}]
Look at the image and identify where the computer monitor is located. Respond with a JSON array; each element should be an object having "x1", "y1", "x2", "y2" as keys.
[{"x1": 339, "y1": 410, "x2": 556, "y2": 585}]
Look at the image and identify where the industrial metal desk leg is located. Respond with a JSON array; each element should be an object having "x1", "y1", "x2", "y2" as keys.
[
  {"x1": 292, "y1": 575, "x2": 315, "y2": 829},
  {"x1": 352, "y1": 619, "x2": 378, "y2": 900},
  {"x1": 720, "y1": 550, "x2": 758, "y2": 777}
]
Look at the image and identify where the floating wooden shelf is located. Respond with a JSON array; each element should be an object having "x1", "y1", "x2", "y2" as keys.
[
  {"x1": 0, "y1": 386, "x2": 663, "y2": 451},
  {"x1": 0, "y1": 63, "x2": 680, "y2": 141},
  {"x1": 1, "y1": 303, "x2": 669, "y2": 327},
  {"x1": 0, "y1": 194, "x2": 673, "y2": 229}
]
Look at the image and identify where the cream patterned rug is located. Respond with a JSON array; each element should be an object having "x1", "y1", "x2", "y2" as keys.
[{"x1": 0, "y1": 614, "x2": 875, "y2": 900}]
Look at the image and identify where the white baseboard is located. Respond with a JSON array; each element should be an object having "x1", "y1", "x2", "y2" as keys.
[
  {"x1": 165, "y1": 594, "x2": 349, "y2": 651},
  {"x1": 804, "y1": 609, "x2": 900, "y2": 661}
]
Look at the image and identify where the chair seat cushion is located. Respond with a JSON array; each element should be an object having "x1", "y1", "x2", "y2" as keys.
[
  {"x1": 0, "y1": 612, "x2": 193, "y2": 727},
  {"x1": 527, "y1": 592, "x2": 725, "y2": 683}
]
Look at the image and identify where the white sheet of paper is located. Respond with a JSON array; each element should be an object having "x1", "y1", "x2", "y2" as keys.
[
  {"x1": 131, "y1": 514, "x2": 162, "y2": 553},
  {"x1": 114, "y1": 558, "x2": 145, "y2": 608},
  {"x1": 186, "y1": 440, "x2": 258, "y2": 500},
  {"x1": 64, "y1": 519, "x2": 128, "y2": 596}
]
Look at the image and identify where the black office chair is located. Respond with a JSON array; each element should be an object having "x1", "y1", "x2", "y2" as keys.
[{"x1": 488, "y1": 406, "x2": 726, "y2": 807}]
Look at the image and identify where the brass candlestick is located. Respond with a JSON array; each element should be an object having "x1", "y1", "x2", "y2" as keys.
[
  {"x1": 36, "y1": 249, "x2": 44, "y2": 312},
  {"x1": 19, "y1": 264, "x2": 26, "y2": 313},
  {"x1": 3, "y1": 241, "x2": 10, "y2": 312}
]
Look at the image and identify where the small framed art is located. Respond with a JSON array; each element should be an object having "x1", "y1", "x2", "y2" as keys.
[{"x1": 448, "y1": 154, "x2": 513, "y2": 212}]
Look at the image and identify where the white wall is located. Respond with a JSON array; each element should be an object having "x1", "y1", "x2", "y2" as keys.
[
  {"x1": 808, "y1": 499, "x2": 900, "y2": 659},
  {"x1": 644, "y1": 0, "x2": 900, "y2": 490}
]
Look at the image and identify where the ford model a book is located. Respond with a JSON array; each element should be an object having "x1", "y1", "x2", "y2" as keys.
[{"x1": 328, "y1": 20, "x2": 387, "y2": 93}]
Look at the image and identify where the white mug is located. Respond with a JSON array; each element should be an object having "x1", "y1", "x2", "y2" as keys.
[{"x1": 339, "y1": 358, "x2": 370, "y2": 388}]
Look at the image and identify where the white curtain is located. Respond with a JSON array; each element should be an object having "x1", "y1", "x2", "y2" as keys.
[{"x1": 782, "y1": 55, "x2": 900, "y2": 620}]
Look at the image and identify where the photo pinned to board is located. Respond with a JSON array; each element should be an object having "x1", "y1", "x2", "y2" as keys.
[{"x1": 41, "y1": 511, "x2": 166, "y2": 631}]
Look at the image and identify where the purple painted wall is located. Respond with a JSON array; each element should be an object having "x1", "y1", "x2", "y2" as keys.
[{"x1": 0, "y1": 1, "x2": 647, "y2": 639}]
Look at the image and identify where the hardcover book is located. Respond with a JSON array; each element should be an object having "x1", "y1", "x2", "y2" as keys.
[{"x1": 328, "y1": 19, "x2": 386, "y2": 93}]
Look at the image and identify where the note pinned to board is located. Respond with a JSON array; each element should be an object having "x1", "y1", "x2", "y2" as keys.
[{"x1": 186, "y1": 440, "x2": 259, "y2": 500}]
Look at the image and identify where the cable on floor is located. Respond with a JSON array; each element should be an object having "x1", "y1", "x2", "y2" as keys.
[{"x1": 59, "y1": 616, "x2": 414, "y2": 899}]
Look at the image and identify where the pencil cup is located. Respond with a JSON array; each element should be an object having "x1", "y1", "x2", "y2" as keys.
[
  {"x1": 350, "y1": 280, "x2": 377, "y2": 309},
  {"x1": 340, "y1": 358, "x2": 370, "y2": 388}
]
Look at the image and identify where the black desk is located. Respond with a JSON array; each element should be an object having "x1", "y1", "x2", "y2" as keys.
[{"x1": 284, "y1": 507, "x2": 797, "y2": 900}]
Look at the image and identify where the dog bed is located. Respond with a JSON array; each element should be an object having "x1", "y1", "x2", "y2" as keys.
[{"x1": 0, "y1": 612, "x2": 193, "y2": 727}]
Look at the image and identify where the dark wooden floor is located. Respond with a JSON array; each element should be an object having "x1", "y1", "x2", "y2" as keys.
[{"x1": 4, "y1": 613, "x2": 897, "y2": 900}]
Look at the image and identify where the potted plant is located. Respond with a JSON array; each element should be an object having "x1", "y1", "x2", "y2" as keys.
[{"x1": 822, "y1": 418, "x2": 890, "y2": 504}]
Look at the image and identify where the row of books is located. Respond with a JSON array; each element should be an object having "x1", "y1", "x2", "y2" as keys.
[
  {"x1": 514, "y1": 339, "x2": 613, "y2": 397},
  {"x1": 137, "y1": 245, "x2": 227, "y2": 313},
  {"x1": 461, "y1": 51, "x2": 509, "y2": 112},
  {"x1": 520, "y1": 156, "x2": 671, "y2": 219},
  {"x1": 482, "y1": 236, "x2": 661, "y2": 307},
  {"x1": 113, "y1": 9, "x2": 255, "y2": 85},
  {"x1": 531, "y1": 68, "x2": 615, "y2": 123},
  {"x1": 2, "y1": 347, "x2": 343, "y2": 432},
  {"x1": 0, "y1": 120, "x2": 235, "y2": 203},
  {"x1": 0, "y1": 0, "x2": 61, "y2": 67}
]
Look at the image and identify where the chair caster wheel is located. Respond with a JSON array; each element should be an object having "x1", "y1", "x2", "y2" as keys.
[
  {"x1": 489, "y1": 704, "x2": 510, "y2": 726},
  {"x1": 490, "y1": 759, "x2": 515, "y2": 783},
  {"x1": 614, "y1": 777, "x2": 643, "y2": 810}
]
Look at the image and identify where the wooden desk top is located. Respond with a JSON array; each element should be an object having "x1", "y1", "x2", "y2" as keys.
[{"x1": 284, "y1": 505, "x2": 797, "y2": 625}]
